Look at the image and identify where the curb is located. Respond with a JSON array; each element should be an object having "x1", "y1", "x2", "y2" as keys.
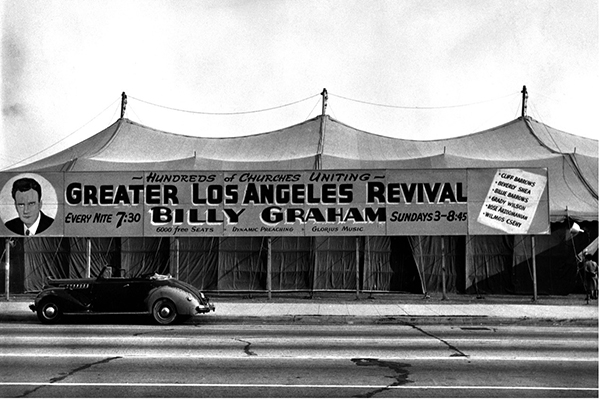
[
  {"x1": 3, "y1": 313, "x2": 595, "y2": 327},
  {"x1": 202, "y1": 315, "x2": 599, "y2": 327},
  {"x1": 2, "y1": 301, "x2": 597, "y2": 327}
]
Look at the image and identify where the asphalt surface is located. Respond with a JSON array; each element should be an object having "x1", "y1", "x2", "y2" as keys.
[{"x1": 1, "y1": 292, "x2": 598, "y2": 326}]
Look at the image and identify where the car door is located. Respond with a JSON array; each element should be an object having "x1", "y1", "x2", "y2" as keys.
[{"x1": 91, "y1": 278, "x2": 150, "y2": 312}]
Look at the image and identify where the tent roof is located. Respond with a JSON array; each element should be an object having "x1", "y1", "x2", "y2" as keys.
[{"x1": 7, "y1": 115, "x2": 598, "y2": 222}]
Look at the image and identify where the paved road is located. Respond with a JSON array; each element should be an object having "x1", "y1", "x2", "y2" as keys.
[{"x1": 0, "y1": 321, "x2": 597, "y2": 397}]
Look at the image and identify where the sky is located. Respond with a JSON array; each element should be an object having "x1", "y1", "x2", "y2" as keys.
[{"x1": 1, "y1": 0, "x2": 598, "y2": 170}]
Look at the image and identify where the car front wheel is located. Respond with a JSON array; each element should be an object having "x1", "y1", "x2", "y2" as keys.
[
  {"x1": 152, "y1": 298, "x2": 178, "y2": 325},
  {"x1": 37, "y1": 298, "x2": 63, "y2": 324}
]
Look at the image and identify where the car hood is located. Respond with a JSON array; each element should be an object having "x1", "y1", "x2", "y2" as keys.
[{"x1": 44, "y1": 278, "x2": 96, "y2": 288}]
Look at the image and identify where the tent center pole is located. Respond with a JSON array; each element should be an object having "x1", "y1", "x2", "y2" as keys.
[
  {"x1": 521, "y1": 85, "x2": 528, "y2": 117},
  {"x1": 121, "y1": 92, "x2": 127, "y2": 118}
]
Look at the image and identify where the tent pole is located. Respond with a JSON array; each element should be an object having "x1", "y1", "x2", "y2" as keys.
[
  {"x1": 175, "y1": 238, "x2": 180, "y2": 280},
  {"x1": 267, "y1": 237, "x2": 272, "y2": 300},
  {"x1": 441, "y1": 236, "x2": 449, "y2": 300},
  {"x1": 417, "y1": 236, "x2": 427, "y2": 296},
  {"x1": 314, "y1": 89, "x2": 328, "y2": 170},
  {"x1": 355, "y1": 237, "x2": 360, "y2": 299},
  {"x1": 531, "y1": 235, "x2": 538, "y2": 302},
  {"x1": 120, "y1": 92, "x2": 127, "y2": 119},
  {"x1": 86, "y1": 238, "x2": 92, "y2": 278},
  {"x1": 521, "y1": 85, "x2": 528, "y2": 118},
  {"x1": 466, "y1": 234, "x2": 472, "y2": 294},
  {"x1": 4, "y1": 239, "x2": 10, "y2": 301},
  {"x1": 311, "y1": 238, "x2": 319, "y2": 299},
  {"x1": 365, "y1": 236, "x2": 372, "y2": 298}
]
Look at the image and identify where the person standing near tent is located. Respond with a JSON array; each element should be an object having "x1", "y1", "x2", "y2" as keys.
[{"x1": 582, "y1": 252, "x2": 598, "y2": 301}]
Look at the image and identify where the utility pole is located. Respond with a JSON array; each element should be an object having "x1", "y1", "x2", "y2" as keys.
[{"x1": 521, "y1": 85, "x2": 528, "y2": 118}]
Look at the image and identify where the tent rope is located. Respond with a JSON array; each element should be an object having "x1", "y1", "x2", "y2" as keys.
[
  {"x1": 128, "y1": 93, "x2": 320, "y2": 115},
  {"x1": 330, "y1": 91, "x2": 519, "y2": 110},
  {"x1": 304, "y1": 97, "x2": 322, "y2": 121},
  {"x1": 3, "y1": 97, "x2": 121, "y2": 170}
]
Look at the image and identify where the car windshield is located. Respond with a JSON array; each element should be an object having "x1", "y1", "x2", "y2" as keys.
[{"x1": 149, "y1": 273, "x2": 172, "y2": 280}]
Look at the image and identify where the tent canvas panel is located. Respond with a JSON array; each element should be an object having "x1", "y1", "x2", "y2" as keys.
[{"x1": 3, "y1": 114, "x2": 596, "y2": 296}]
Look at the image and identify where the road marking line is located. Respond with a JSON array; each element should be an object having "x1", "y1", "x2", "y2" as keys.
[
  {"x1": 1, "y1": 335, "x2": 597, "y2": 344},
  {"x1": 0, "y1": 382, "x2": 596, "y2": 392},
  {"x1": 0, "y1": 353, "x2": 597, "y2": 362}
]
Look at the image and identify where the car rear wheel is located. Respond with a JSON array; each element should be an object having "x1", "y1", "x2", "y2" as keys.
[
  {"x1": 152, "y1": 298, "x2": 178, "y2": 325},
  {"x1": 37, "y1": 298, "x2": 63, "y2": 324}
]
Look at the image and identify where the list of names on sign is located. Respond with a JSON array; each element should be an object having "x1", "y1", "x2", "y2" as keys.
[{"x1": 477, "y1": 168, "x2": 547, "y2": 234}]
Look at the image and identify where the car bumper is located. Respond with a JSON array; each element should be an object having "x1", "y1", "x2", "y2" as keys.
[{"x1": 196, "y1": 302, "x2": 215, "y2": 314}]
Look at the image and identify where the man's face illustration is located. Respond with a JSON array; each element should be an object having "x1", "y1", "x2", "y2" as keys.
[{"x1": 14, "y1": 189, "x2": 42, "y2": 227}]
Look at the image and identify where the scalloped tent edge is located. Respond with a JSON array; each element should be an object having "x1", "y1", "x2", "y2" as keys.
[{"x1": 6, "y1": 115, "x2": 597, "y2": 222}]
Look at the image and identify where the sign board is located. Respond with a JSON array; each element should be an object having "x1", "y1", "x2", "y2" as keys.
[
  {"x1": 472, "y1": 169, "x2": 548, "y2": 234},
  {"x1": 0, "y1": 168, "x2": 549, "y2": 237}
]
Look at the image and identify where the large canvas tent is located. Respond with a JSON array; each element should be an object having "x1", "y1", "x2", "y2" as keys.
[{"x1": 2, "y1": 114, "x2": 598, "y2": 296}]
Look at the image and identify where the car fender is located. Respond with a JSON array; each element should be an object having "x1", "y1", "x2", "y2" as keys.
[
  {"x1": 36, "y1": 289, "x2": 90, "y2": 312},
  {"x1": 146, "y1": 286, "x2": 200, "y2": 316}
]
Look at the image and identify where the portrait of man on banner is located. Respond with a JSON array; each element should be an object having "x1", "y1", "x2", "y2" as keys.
[{"x1": 1, "y1": 175, "x2": 57, "y2": 236}]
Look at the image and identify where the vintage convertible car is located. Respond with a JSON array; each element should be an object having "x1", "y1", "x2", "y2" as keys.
[{"x1": 29, "y1": 266, "x2": 215, "y2": 324}]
